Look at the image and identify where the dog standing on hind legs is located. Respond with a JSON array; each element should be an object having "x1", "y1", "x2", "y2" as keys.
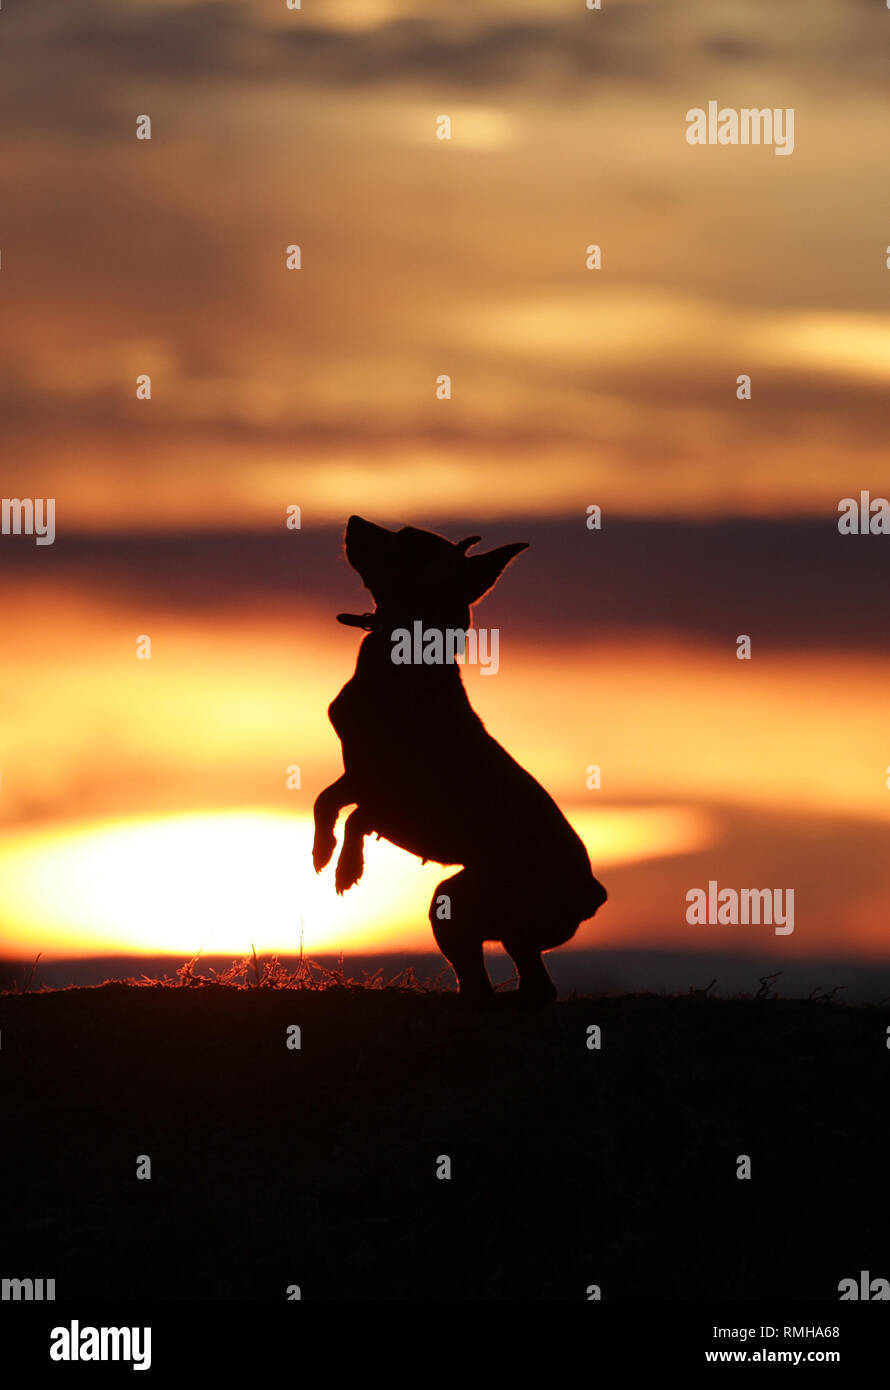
[{"x1": 313, "y1": 516, "x2": 608, "y2": 1003}]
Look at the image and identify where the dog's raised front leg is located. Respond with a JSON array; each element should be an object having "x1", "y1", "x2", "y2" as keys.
[
  {"x1": 335, "y1": 807, "x2": 369, "y2": 895},
  {"x1": 313, "y1": 774, "x2": 353, "y2": 872}
]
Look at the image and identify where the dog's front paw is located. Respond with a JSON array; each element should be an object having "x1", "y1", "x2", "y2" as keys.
[
  {"x1": 335, "y1": 843, "x2": 364, "y2": 894},
  {"x1": 312, "y1": 829, "x2": 337, "y2": 873}
]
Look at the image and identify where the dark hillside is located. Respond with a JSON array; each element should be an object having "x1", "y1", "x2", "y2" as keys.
[{"x1": 2, "y1": 982, "x2": 888, "y2": 1300}]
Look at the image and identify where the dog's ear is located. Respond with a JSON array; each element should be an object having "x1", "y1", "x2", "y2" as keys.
[{"x1": 463, "y1": 542, "x2": 528, "y2": 604}]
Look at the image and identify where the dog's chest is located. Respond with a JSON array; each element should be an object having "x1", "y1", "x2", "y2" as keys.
[
  {"x1": 329, "y1": 675, "x2": 385, "y2": 745},
  {"x1": 327, "y1": 681, "x2": 357, "y2": 741},
  {"x1": 328, "y1": 670, "x2": 443, "y2": 757},
  {"x1": 329, "y1": 643, "x2": 478, "y2": 766}
]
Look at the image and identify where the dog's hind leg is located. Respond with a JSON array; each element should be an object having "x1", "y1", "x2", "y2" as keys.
[
  {"x1": 429, "y1": 871, "x2": 494, "y2": 1003},
  {"x1": 335, "y1": 806, "x2": 369, "y2": 894},
  {"x1": 313, "y1": 775, "x2": 353, "y2": 872},
  {"x1": 500, "y1": 938, "x2": 558, "y2": 1004},
  {"x1": 500, "y1": 913, "x2": 578, "y2": 1004}
]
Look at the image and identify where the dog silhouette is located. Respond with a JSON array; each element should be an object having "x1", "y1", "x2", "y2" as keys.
[{"x1": 313, "y1": 516, "x2": 607, "y2": 1002}]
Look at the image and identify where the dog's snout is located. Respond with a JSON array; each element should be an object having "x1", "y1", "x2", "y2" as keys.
[{"x1": 346, "y1": 515, "x2": 390, "y2": 546}]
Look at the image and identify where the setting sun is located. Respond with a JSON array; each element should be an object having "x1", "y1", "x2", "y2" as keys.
[{"x1": 0, "y1": 804, "x2": 713, "y2": 959}]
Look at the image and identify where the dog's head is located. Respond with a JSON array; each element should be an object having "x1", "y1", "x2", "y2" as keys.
[{"x1": 339, "y1": 516, "x2": 528, "y2": 630}]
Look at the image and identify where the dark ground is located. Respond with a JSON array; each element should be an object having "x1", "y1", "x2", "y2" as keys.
[{"x1": 2, "y1": 982, "x2": 889, "y2": 1300}]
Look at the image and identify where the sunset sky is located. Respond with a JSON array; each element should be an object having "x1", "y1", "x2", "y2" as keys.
[{"x1": 1, "y1": 0, "x2": 888, "y2": 975}]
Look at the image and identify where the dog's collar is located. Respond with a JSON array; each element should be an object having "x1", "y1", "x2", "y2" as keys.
[{"x1": 336, "y1": 611, "x2": 379, "y2": 632}]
